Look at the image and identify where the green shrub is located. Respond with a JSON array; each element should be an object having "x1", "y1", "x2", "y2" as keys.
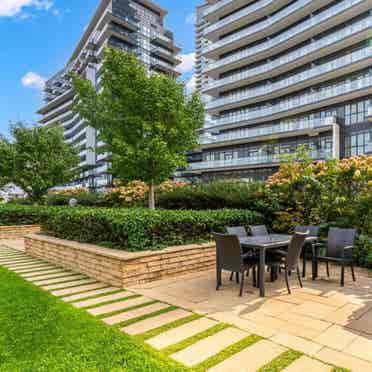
[
  {"x1": 0, "y1": 205, "x2": 52, "y2": 226},
  {"x1": 354, "y1": 235, "x2": 372, "y2": 269},
  {"x1": 41, "y1": 207, "x2": 263, "y2": 251},
  {"x1": 46, "y1": 192, "x2": 106, "y2": 207}
]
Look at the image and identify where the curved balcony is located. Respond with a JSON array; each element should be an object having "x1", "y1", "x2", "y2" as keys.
[
  {"x1": 66, "y1": 126, "x2": 87, "y2": 145},
  {"x1": 206, "y1": 47, "x2": 372, "y2": 112},
  {"x1": 204, "y1": 16, "x2": 372, "y2": 92},
  {"x1": 202, "y1": 0, "x2": 254, "y2": 22},
  {"x1": 203, "y1": 0, "x2": 288, "y2": 40},
  {"x1": 203, "y1": 0, "x2": 332, "y2": 57},
  {"x1": 200, "y1": 117, "x2": 337, "y2": 148},
  {"x1": 188, "y1": 150, "x2": 332, "y2": 172},
  {"x1": 205, "y1": 0, "x2": 369, "y2": 75},
  {"x1": 207, "y1": 74, "x2": 372, "y2": 130}
]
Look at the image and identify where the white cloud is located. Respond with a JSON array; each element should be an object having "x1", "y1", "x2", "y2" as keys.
[
  {"x1": 0, "y1": 0, "x2": 53, "y2": 17},
  {"x1": 186, "y1": 75, "x2": 196, "y2": 93},
  {"x1": 185, "y1": 12, "x2": 196, "y2": 25},
  {"x1": 21, "y1": 72, "x2": 46, "y2": 90},
  {"x1": 176, "y1": 52, "x2": 195, "y2": 74}
]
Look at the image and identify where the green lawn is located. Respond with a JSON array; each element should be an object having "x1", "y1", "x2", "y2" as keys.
[{"x1": 0, "y1": 267, "x2": 187, "y2": 372}]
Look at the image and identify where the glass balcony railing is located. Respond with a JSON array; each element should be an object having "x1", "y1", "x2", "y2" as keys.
[
  {"x1": 206, "y1": 74, "x2": 372, "y2": 128},
  {"x1": 204, "y1": 0, "x2": 274, "y2": 36},
  {"x1": 189, "y1": 150, "x2": 332, "y2": 170},
  {"x1": 199, "y1": 117, "x2": 337, "y2": 145},
  {"x1": 202, "y1": 0, "x2": 235, "y2": 18},
  {"x1": 204, "y1": 16, "x2": 372, "y2": 88},
  {"x1": 206, "y1": 47, "x2": 372, "y2": 110},
  {"x1": 205, "y1": 0, "x2": 367, "y2": 71},
  {"x1": 204, "y1": 0, "x2": 314, "y2": 52}
]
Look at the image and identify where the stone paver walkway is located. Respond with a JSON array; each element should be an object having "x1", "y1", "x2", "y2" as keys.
[{"x1": 1, "y1": 241, "x2": 370, "y2": 371}]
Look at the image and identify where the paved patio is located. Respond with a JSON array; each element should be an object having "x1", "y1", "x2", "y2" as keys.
[{"x1": 2, "y1": 239, "x2": 372, "y2": 371}]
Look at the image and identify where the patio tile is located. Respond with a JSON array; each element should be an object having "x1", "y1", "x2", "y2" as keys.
[
  {"x1": 32, "y1": 274, "x2": 86, "y2": 285},
  {"x1": 315, "y1": 347, "x2": 372, "y2": 371},
  {"x1": 207, "y1": 339, "x2": 286, "y2": 372},
  {"x1": 42, "y1": 278, "x2": 97, "y2": 290},
  {"x1": 13, "y1": 265, "x2": 56, "y2": 273},
  {"x1": 88, "y1": 296, "x2": 152, "y2": 316},
  {"x1": 277, "y1": 312, "x2": 331, "y2": 333},
  {"x1": 270, "y1": 332, "x2": 323, "y2": 356},
  {"x1": 292, "y1": 301, "x2": 335, "y2": 320},
  {"x1": 278, "y1": 321, "x2": 325, "y2": 340},
  {"x1": 171, "y1": 327, "x2": 248, "y2": 367},
  {"x1": 344, "y1": 335, "x2": 372, "y2": 362},
  {"x1": 21, "y1": 269, "x2": 65, "y2": 278},
  {"x1": 122, "y1": 309, "x2": 192, "y2": 335},
  {"x1": 0, "y1": 258, "x2": 36, "y2": 265},
  {"x1": 6, "y1": 261, "x2": 47, "y2": 269},
  {"x1": 346, "y1": 309, "x2": 372, "y2": 335},
  {"x1": 242, "y1": 312, "x2": 288, "y2": 331},
  {"x1": 27, "y1": 271, "x2": 75, "y2": 281},
  {"x1": 73, "y1": 291, "x2": 132, "y2": 308},
  {"x1": 146, "y1": 317, "x2": 218, "y2": 350},
  {"x1": 61, "y1": 287, "x2": 121, "y2": 302},
  {"x1": 282, "y1": 355, "x2": 331, "y2": 372},
  {"x1": 322, "y1": 303, "x2": 367, "y2": 326},
  {"x1": 314, "y1": 325, "x2": 359, "y2": 351},
  {"x1": 102, "y1": 302, "x2": 170, "y2": 325},
  {"x1": 253, "y1": 299, "x2": 296, "y2": 317},
  {"x1": 52, "y1": 283, "x2": 108, "y2": 297}
]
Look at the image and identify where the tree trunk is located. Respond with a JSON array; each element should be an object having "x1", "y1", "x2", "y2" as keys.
[{"x1": 148, "y1": 182, "x2": 155, "y2": 210}]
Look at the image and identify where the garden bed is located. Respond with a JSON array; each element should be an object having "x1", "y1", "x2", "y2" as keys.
[{"x1": 25, "y1": 234, "x2": 216, "y2": 287}]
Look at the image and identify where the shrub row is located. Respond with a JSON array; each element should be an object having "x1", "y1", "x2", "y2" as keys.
[{"x1": 0, "y1": 205, "x2": 52, "y2": 226}]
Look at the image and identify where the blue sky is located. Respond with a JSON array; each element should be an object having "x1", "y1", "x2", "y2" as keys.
[{"x1": 0, "y1": 0, "x2": 199, "y2": 136}]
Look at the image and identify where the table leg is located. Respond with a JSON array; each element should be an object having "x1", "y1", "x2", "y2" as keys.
[{"x1": 259, "y1": 248, "x2": 266, "y2": 297}]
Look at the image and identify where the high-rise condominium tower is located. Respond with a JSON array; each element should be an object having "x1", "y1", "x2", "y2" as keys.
[
  {"x1": 38, "y1": 0, "x2": 181, "y2": 189},
  {"x1": 188, "y1": 0, "x2": 372, "y2": 181}
]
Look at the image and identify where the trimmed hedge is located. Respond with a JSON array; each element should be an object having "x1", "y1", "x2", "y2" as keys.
[
  {"x1": 0, "y1": 205, "x2": 52, "y2": 226},
  {"x1": 41, "y1": 207, "x2": 263, "y2": 251}
]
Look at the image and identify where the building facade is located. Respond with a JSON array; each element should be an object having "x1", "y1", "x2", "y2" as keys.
[
  {"x1": 188, "y1": 0, "x2": 372, "y2": 181},
  {"x1": 38, "y1": 0, "x2": 181, "y2": 189}
]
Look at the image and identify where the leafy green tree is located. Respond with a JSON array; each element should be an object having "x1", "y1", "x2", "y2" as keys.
[
  {"x1": 0, "y1": 123, "x2": 80, "y2": 202},
  {"x1": 73, "y1": 48, "x2": 204, "y2": 208}
]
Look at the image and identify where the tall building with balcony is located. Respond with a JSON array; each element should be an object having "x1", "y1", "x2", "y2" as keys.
[
  {"x1": 188, "y1": 0, "x2": 372, "y2": 181},
  {"x1": 37, "y1": 0, "x2": 181, "y2": 189}
]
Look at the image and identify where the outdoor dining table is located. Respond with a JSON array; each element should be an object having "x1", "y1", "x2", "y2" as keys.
[{"x1": 239, "y1": 234, "x2": 318, "y2": 297}]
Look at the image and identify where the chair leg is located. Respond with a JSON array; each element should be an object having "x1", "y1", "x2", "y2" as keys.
[
  {"x1": 341, "y1": 264, "x2": 345, "y2": 287},
  {"x1": 235, "y1": 272, "x2": 240, "y2": 284},
  {"x1": 230, "y1": 272, "x2": 234, "y2": 281},
  {"x1": 285, "y1": 269, "x2": 291, "y2": 294},
  {"x1": 216, "y1": 269, "x2": 222, "y2": 291},
  {"x1": 252, "y1": 266, "x2": 257, "y2": 287},
  {"x1": 297, "y1": 266, "x2": 303, "y2": 288},
  {"x1": 302, "y1": 254, "x2": 306, "y2": 278},
  {"x1": 246, "y1": 267, "x2": 250, "y2": 277},
  {"x1": 326, "y1": 262, "x2": 330, "y2": 278},
  {"x1": 239, "y1": 269, "x2": 245, "y2": 297},
  {"x1": 350, "y1": 263, "x2": 356, "y2": 282}
]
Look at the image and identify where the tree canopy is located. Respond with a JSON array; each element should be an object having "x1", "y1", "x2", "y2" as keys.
[
  {"x1": 0, "y1": 123, "x2": 80, "y2": 202},
  {"x1": 73, "y1": 48, "x2": 204, "y2": 208}
]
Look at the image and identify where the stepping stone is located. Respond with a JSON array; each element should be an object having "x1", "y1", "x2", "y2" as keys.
[
  {"x1": 207, "y1": 339, "x2": 286, "y2": 372},
  {"x1": 26, "y1": 271, "x2": 74, "y2": 281},
  {"x1": 73, "y1": 291, "x2": 132, "y2": 308},
  {"x1": 42, "y1": 278, "x2": 97, "y2": 290},
  {"x1": 103, "y1": 302, "x2": 169, "y2": 325},
  {"x1": 52, "y1": 283, "x2": 108, "y2": 297},
  {"x1": 0, "y1": 257, "x2": 31, "y2": 264},
  {"x1": 88, "y1": 296, "x2": 152, "y2": 316},
  {"x1": 61, "y1": 287, "x2": 121, "y2": 302},
  {"x1": 13, "y1": 265, "x2": 56, "y2": 273},
  {"x1": 33, "y1": 274, "x2": 87, "y2": 286},
  {"x1": 4, "y1": 261, "x2": 45, "y2": 269},
  {"x1": 0, "y1": 259, "x2": 37, "y2": 266},
  {"x1": 21, "y1": 269, "x2": 65, "y2": 278},
  {"x1": 147, "y1": 318, "x2": 219, "y2": 350},
  {"x1": 282, "y1": 355, "x2": 331, "y2": 372},
  {"x1": 171, "y1": 327, "x2": 248, "y2": 367},
  {"x1": 123, "y1": 309, "x2": 192, "y2": 335}
]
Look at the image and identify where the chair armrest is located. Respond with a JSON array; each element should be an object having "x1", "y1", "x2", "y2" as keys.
[
  {"x1": 314, "y1": 242, "x2": 327, "y2": 247},
  {"x1": 344, "y1": 245, "x2": 354, "y2": 250}
]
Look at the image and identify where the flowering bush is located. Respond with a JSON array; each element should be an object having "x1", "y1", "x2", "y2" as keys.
[{"x1": 104, "y1": 180, "x2": 148, "y2": 207}]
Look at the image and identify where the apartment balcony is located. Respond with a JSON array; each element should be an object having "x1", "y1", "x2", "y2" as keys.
[
  {"x1": 96, "y1": 23, "x2": 137, "y2": 50},
  {"x1": 150, "y1": 59, "x2": 181, "y2": 77},
  {"x1": 151, "y1": 33, "x2": 181, "y2": 54},
  {"x1": 203, "y1": 0, "x2": 333, "y2": 57},
  {"x1": 206, "y1": 74, "x2": 372, "y2": 130},
  {"x1": 199, "y1": 116, "x2": 337, "y2": 149},
  {"x1": 206, "y1": 47, "x2": 372, "y2": 112},
  {"x1": 97, "y1": 9, "x2": 138, "y2": 34},
  {"x1": 41, "y1": 109, "x2": 75, "y2": 127},
  {"x1": 151, "y1": 46, "x2": 181, "y2": 66},
  {"x1": 203, "y1": 0, "x2": 288, "y2": 41},
  {"x1": 38, "y1": 88, "x2": 75, "y2": 115},
  {"x1": 39, "y1": 99, "x2": 74, "y2": 124},
  {"x1": 205, "y1": 0, "x2": 370, "y2": 77},
  {"x1": 66, "y1": 126, "x2": 87, "y2": 145},
  {"x1": 368, "y1": 106, "x2": 372, "y2": 122},
  {"x1": 188, "y1": 150, "x2": 332, "y2": 172},
  {"x1": 204, "y1": 16, "x2": 372, "y2": 92},
  {"x1": 202, "y1": 0, "x2": 256, "y2": 22}
]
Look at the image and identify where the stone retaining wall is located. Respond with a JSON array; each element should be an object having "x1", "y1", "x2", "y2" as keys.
[
  {"x1": 24, "y1": 234, "x2": 216, "y2": 287},
  {"x1": 0, "y1": 225, "x2": 41, "y2": 239}
]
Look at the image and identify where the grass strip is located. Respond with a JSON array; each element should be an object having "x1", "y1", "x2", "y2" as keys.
[
  {"x1": 332, "y1": 368, "x2": 351, "y2": 372},
  {"x1": 193, "y1": 334, "x2": 262, "y2": 372},
  {"x1": 82, "y1": 294, "x2": 141, "y2": 310},
  {"x1": 118, "y1": 305, "x2": 179, "y2": 329},
  {"x1": 258, "y1": 350, "x2": 303, "y2": 372},
  {"x1": 162, "y1": 323, "x2": 229, "y2": 356},
  {"x1": 68, "y1": 289, "x2": 127, "y2": 303},
  {"x1": 97, "y1": 300, "x2": 159, "y2": 319},
  {"x1": 0, "y1": 267, "x2": 188, "y2": 371},
  {"x1": 34, "y1": 275, "x2": 88, "y2": 286},
  {"x1": 137, "y1": 313, "x2": 202, "y2": 341}
]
